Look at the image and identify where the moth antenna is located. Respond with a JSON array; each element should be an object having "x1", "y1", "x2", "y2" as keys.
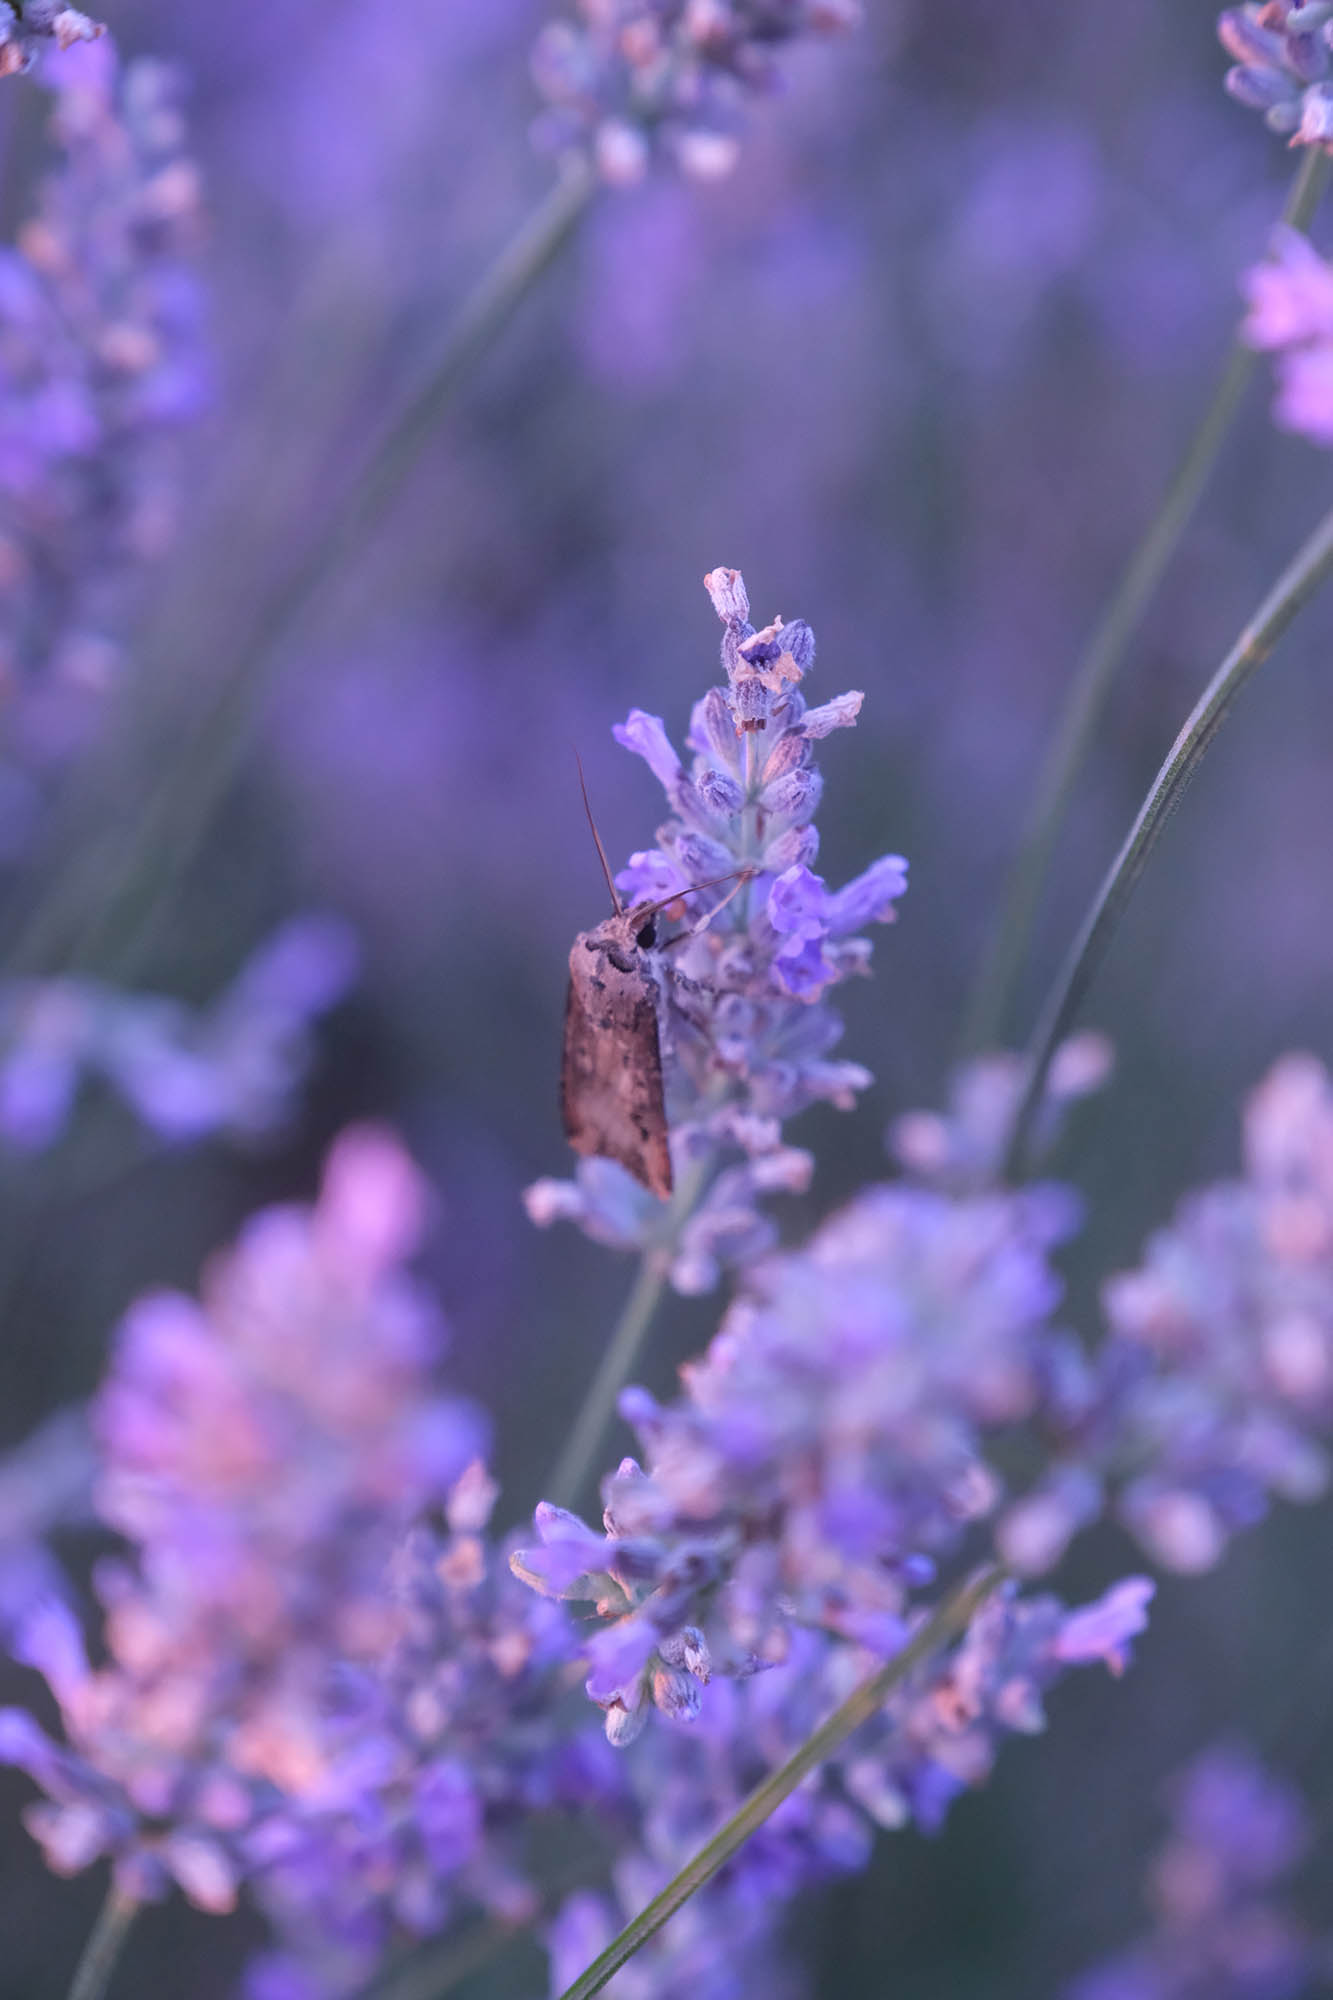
[
  {"x1": 575, "y1": 749, "x2": 624, "y2": 916},
  {"x1": 641, "y1": 867, "x2": 756, "y2": 925}
]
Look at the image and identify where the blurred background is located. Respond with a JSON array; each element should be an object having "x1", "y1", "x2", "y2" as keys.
[{"x1": 1, "y1": 0, "x2": 1332, "y2": 1992}]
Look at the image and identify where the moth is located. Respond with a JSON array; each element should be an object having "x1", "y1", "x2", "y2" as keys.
[{"x1": 561, "y1": 767, "x2": 749, "y2": 1201}]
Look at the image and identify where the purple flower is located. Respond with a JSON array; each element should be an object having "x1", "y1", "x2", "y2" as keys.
[
  {"x1": 0, "y1": 1128, "x2": 489, "y2": 1909},
  {"x1": 526, "y1": 565, "x2": 908, "y2": 1292},
  {"x1": 240, "y1": 1499, "x2": 593, "y2": 1997},
  {"x1": 0, "y1": 38, "x2": 205, "y2": 830},
  {"x1": 1218, "y1": 5, "x2": 1333, "y2": 151},
  {"x1": 890, "y1": 1034, "x2": 1114, "y2": 1193},
  {"x1": 531, "y1": 0, "x2": 863, "y2": 186},
  {"x1": 1051, "y1": 1577, "x2": 1154, "y2": 1675},
  {"x1": 0, "y1": 914, "x2": 358, "y2": 1152},
  {"x1": 0, "y1": 2, "x2": 104, "y2": 77},
  {"x1": 544, "y1": 1584, "x2": 1156, "y2": 1996},
  {"x1": 516, "y1": 1173, "x2": 1083, "y2": 1731},
  {"x1": 1065, "y1": 1744, "x2": 1317, "y2": 2000},
  {"x1": 1086, "y1": 1054, "x2": 1333, "y2": 1574},
  {"x1": 1242, "y1": 226, "x2": 1333, "y2": 443}
]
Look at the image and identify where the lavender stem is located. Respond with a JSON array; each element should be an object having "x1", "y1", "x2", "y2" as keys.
[
  {"x1": 546, "y1": 1154, "x2": 711, "y2": 1510},
  {"x1": 1002, "y1": 498, "x2": 1333, "y2": 1180},
  {"x1": 4, "y1": 156, "x2": 597, "y2": 985},
  {"x1": 551, "y1": 1566, "x2": 1006, "y2": 2000},
  {"x1": 65, "y1": 1886, "x2": 137, "y2": 2000},
  {"x1": 959, "y1": 146, "x2": 1330, "y2": 1060}
]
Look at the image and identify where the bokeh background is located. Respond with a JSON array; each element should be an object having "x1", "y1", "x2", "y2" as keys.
[{"x1": 1, "y1": 1, "x2": 1332, "y2": 1993}]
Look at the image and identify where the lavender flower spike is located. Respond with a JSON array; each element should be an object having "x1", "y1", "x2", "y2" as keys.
[
  {"x1": 526, "y1": 566, "x2": 907, "y2": 1294},
  {"x1": 1066, "y1": 1744, "x2": 1318, "y2": 2000},
  {"x1": 532, "y1": 0, "x2": 863, "y2": 186},
  {"x1": 1218, "y1": 4, "x2": 1333, "y2": 149},
  {"x1": 1241, "y1": 225, "x2": 1333, "y2": 444},
  {"x1": 0, "y1": 1, "x2": 104, "y2": 78},
  {"x1": 0, "y1": 1126, "x2": 487, "y2": 1909},
  {"x1": 0, "y1": 37, "x2": 205, "y2": 839},
  {"x1": 515, "y1": 1163, "x2": 1102, "y2": 1735}
]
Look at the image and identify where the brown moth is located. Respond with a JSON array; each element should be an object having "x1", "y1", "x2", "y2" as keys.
[
  {"x1": 561, "y1": 762, "x2": 749, "y2": 1201},
  {"x1": 561, "y1": 896, "x2": 674, "y2": 1200}
]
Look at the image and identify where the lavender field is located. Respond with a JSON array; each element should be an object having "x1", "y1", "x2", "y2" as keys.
[{"x1": 0, "y1": 4, "x2": 1331, "y2": 1997}]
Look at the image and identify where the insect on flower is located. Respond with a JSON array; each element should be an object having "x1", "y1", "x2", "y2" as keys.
[{"x1": 561, "y1": 762, "x2": 750, "y2": 1200}]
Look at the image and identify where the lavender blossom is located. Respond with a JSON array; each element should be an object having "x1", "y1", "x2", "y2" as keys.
[
  {"x1": 1090, "y1": 1054, "x2": 1333, "y2": 1573},
  {"x1": 532, "y1": 1, "x2": 862, "y2": 186},
  {"x1": 526, "y1": 566, "x2": 907, "y2": 1293},
  {"x1": 0, "y1": 38, "x2": 205, "y2": 834},
  {"x1": 544, "y1": 1583, "x2": 1154, "y2": 1995},
  {"x1": 1218, "y1": 4, "x2": 1333, "y2": 149},
  {"x1": 0, "y1": 1406, "x2": 94, "y2": 1631},
  {"x1": 890, "y1": 1032, "x2": 1114, "y2": 1194},
  {"x1": 1066, "y1": 1745, "x2": 1319, "y2": 2000},
  {"x1": 997, "y1": 1053, "x2": 1333, "y2": 1580},
  {"x1": 0, "y1": 1126, "x2": 486, "y2": 1909},
  {"x1": 239, "y1": 1476, "x2": 597, "y2": 1999},
  {"x1": 0, "y1": 1, "x2": 103, "y2": 78},
  {"x1": 0, "y1": 912, "x2": 358, "y2": 1151},
  {"x1": 515, "y1": 1159, "x2": 1155, "y2": 1736},
  {"x1": 1241, "y1": 225, "x2": 1333, "y2": 444}
]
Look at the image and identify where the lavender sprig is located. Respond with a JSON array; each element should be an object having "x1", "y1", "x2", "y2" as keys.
[
  {"x1": 532, "y1": 0, "x2": 862, "y2": 186},
  {"x1": 528, "y1": 564, "x2": 907, "y2": 1301},
  {"x1": 0, "y1": 913, "x2": 358, "y2": 1153},
  {"x1": 1242, "y1": 221, "x2": 1333, "y2": 441},
  {"x1": 0, "y1": 1128, "x2": 488, "y2": 1913},
  {"x1": 0, "y1": 1, "x2": 103, "y2": 79},
  {"x1": 515, "y1": 1159, "x2": 1152, "y2": 1739},
  {"x1": 546, "y1": 1566, "x2": 1156, "y2": 2000},
  {"x1": 0, "y1": 37, "x2": 205, "y2": 830},
  {"x1": 1220, "y1": 2, "x2": 1333, "y2": 150},
  {"x1": 1065, "y1": 1744, "x2": 1320, "y2": 2000}
]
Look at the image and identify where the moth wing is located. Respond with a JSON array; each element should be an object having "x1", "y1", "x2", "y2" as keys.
[{"x1": 561, "y1": 941, "x2": 673, "y2": 1201}]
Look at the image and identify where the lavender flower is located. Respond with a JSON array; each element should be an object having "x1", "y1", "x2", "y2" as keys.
[
  {"x1": 240, "y1": 1478, "x2": 596, "y2": 1999},
  {"x1": 0, "y1": 1406, "x2": 94, "y2": 1631},
  {"x1": 1089, "y1": 1053, "x2": 1333, "y2": 1573},
  {"x1": 1066, "y1": 1745, "x2": 1318, "y2": 2000},
  {"x1": 526, "y1": 566, "x2": 907, "y2": 1293},
  {"x1": 890, "y1": 1032, "x2": 1114, "y2": 1194},
  {"x1": 515, "y1": 1159, "x2": 1153, "y2": 1736},
  {"x1": 0, "y1": 38, "x2": 205, "y2": 834},
  {"x1": 0, "y1": 1126, "x2": 486, "y2": 1908},
  {"x1": 544, "y1": 1583, "x2": 1154, "y2": 1996},
  {"x1": 0, "y1": 913, "x2": 359, "y2": 1151},
  {"x1": 1241, "y1": 225, "x2": 1333, "y2": 444},
  {"x1": 0, "y1": 1, "x2": 103, "y2": 78},
  {"x1": 532, "y1": 1, "x2": 863, "y2": 186},
  {"x1": 1218, "y1": 4, "x2": 1333, "y2": 149},
  {"x1": 995, "y1": 1053, "x2": 1333, "y2": 1579}
]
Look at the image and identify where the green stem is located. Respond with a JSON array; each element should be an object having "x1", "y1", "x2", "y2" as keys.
[
  {"x1": 547, "y1": 1254, "x2": 670, "y2": 1512},
  {"x1": 959, "y1": 147, "x2": 1330, "y2": 1059},
  {"x1": 545, "y1": 1154, "x2": 711, "y2": 1511},
  {"x1": 552, "y1": 1566, "x2": 1005, "y2": 2000},
  {"x1": 350, "y1": 1914, "x2": 518, "y2": 2000},
  {"x1": 4, "y1": 158, "x2": 597, "y2": 985},
  {"x1": 1002, "y1": 499, "x2": 1333, "y2": 1181},
  {"x1": 65, "y1": 1886, "x2": 137, "y2": 2000}
]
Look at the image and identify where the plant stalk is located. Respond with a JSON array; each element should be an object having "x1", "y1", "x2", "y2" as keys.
[
  {"x1": 959, "y1": 148, "x2": 1330, "y2": 1059},
  {"x1": 1002, "y1": 499, "x2": 1333, "y2": 1180},
  {"x1": 545, "y1": 1153, "x2": 711, "y2": 1512},
  {"x1": 552, "y1": 1566, "x2": 1006, "y2": 2000},
  {"x1": 66, "y1": 1885, "x2": 137, "y2": 2000},
  {"x1": 4, "y1": 158, "x2": 597, "y2": 985}
]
